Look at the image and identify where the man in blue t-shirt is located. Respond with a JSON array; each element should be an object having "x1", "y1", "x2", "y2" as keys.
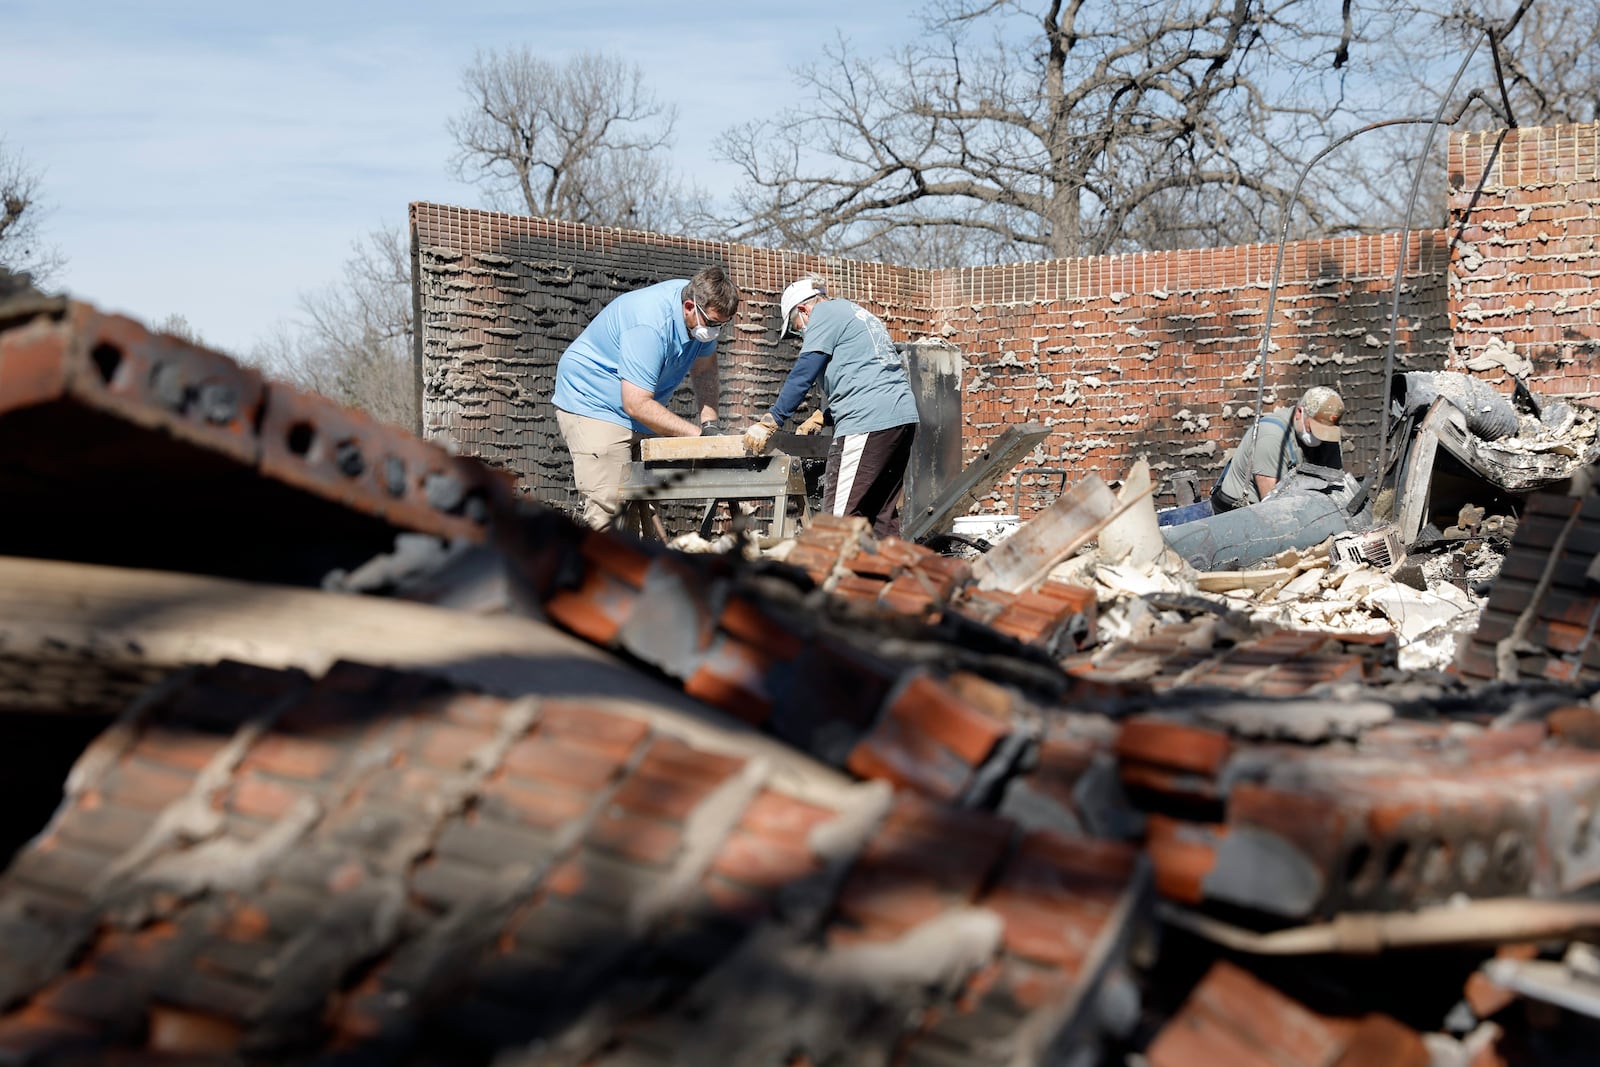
[
  {"x1": 743, "y1": 277, "x2": 920, "y2": 537},
  {"x1": 553, "y1": 266, "x2": 740, "y2": 529}
]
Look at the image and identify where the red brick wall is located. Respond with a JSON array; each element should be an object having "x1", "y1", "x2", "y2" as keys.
[
  {"x1": 928, "y1": 239, "x2": 1448, "y2": 512},
  {"x1": 414, "y1": 206, "x2": 1449, "y2": 516},
  {"x1": 1450, "y1": 123, "x2": 1600, "y2": 402}
]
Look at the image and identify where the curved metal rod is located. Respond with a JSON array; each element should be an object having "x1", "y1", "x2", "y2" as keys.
[
  {"x1": 1368, "y1": 0, "x2": 1535, "y2": 506},
  {"x1": 1252, "y1": 117, "x2": 1439, "y2": 428},
  {"x1": 1368, "y1": 48, "x2": 1483, "y2": 506}
]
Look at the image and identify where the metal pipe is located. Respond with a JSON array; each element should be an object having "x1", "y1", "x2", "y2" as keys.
[
  {"x1": 1161, "y1": 897, "x2": 1600, "y2": 956},
  {"x1": 1252, "y1": 117, "x2": 1436, "y2": 427},
  {"x1": 1369, "y1": 0, "x2": 1535, "y2": 507},
  {"x1": 1159, "y1": 464, "x2": 1358, "y2": 571},
  {"x1": 1369, "y1": 51, "x2": 1483, "y2": 511}
]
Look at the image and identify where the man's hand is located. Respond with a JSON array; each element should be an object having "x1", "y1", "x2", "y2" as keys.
[
  {"x1": 743, "y1": 413, "x2": 780, "y2": 454},
  {"x1": 796, "y1": 409, "x2": 826, "y2": 435},
  {"x1": 700, "y1": 420, "x2": 723, "y2": 437}
]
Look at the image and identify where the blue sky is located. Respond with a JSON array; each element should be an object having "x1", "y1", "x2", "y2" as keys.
[{"x1": 3, "y1": 2, "x2": 927, "y2": 356}]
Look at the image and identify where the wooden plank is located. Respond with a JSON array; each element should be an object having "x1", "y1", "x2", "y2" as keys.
[
  {"x1": 972, "y1": 475, "x2": 1123, "y2": 593},
  {"x1": 1396, "y1": 400, "x2": 1447, "y2": 545},
  {"x1": 1195, "y1": 568, "x2": 1296, "y2": 593},
  {"x1": 640, "y1": 435, "x2": 750, "y2": 461}
]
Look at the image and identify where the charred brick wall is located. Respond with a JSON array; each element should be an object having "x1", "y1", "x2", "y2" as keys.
[
  {"x1": 927, "y1": 240, "x2": 1449, "y2": 512},
  {"x1": 411, "y1": 204, "x2": 925, "y2": 511},
  {"x1": 1450, "y1": 123, "x2": 1600, "y2": 402},
  {"x1": 415, "y1": 205, "x2": 1447, "y2": 515}
]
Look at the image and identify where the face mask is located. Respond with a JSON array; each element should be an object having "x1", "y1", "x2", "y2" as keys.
[
  {"x1": 1298, "y1": 427, "x2": 1319, "y2": 449},
  {"x1": 691, "y1": 323, "x2": 720, "y2": 343}
]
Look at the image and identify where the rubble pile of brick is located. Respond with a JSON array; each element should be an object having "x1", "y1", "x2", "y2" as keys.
[
  {"x1": 1458, "y1": 491, "x2": 1600, "y2": 686},
  {"x1": 0, "y1": 298, "x2": 514, "y2": 585},
  {"x1": 0, "y1": 660, "x2": 1148, "y2": 1065},
  {"x1": 2, "y1": 299, "x2": 1600, "y2": 1064},
  {"x1": 784, "y1": 516, "x2": 1098, "y2": 652}
]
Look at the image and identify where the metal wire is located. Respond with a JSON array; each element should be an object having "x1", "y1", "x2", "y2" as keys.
[
  {"x1": 1247, "y1": 1, "x2": 1537, "y2": 515},
  {"x1": 1368, "y1": 0, "x2": 1536, "y2": 507},
  {"x1": 1252, "y1": 117, "x2": 1437, "y2": 428}
]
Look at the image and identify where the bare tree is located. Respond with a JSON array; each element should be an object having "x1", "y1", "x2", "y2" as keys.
[
  {"x1": 448, "y1": 49, "x2": 688, "y2": 231},
  {"x1": 0, "y1": 140, "x2": 64, "y2": 285},
  {"x1": 719, "y1": 1, "x2": 1550, "y2": 262},
  {"x1": 1435, "y1": 1, "x2": 1595, "y2": 127},
  {"x1": 154, "y1": 314, "x2": 204, "y2": 345},
  {"x1": 1285, "y1": 1, "x2": 1593, "y2": 237},
  {"x1": 717, "y1": 2, "x2": 1349, "y2": 262},
  {"x1": 254, "y1": 227, "x2": 415, "y2": 427}
]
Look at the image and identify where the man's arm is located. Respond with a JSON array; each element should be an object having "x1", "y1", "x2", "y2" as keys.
[
  {"x1": 621, "y1": 380, "x2": 701, "y2": 437},
  {"x1": 768, "y1": 349, "x2": 829, "y2": 426},
  {"x1": 688, "y1": 353, "x2": 719, "y2": 427},
  {"x1": 1254, "y1": 473, "x2": 1279, "y2": 499}
]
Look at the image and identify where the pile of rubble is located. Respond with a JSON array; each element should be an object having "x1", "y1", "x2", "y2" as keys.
[{"x1": 1, "y1": 296, "x2": 1599, "y2": 1065}]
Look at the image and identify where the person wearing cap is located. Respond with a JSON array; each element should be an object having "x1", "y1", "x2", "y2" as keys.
[
  {"x1": 553, "y1": 266, "x2": 740, "y2": 530},
  {"x1": 1210, "y1": 386, "x2": 1345, "y2": 513},
  {"x1": 743, "y1": 277, "x2": 920, "y2": 537}
]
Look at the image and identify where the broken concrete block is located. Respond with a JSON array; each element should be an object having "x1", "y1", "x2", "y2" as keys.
[{"x1": 1099, "y1": 459, "x2": 1165, "y2": 568}]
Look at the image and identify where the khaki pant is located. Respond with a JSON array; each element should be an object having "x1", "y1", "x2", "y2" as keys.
[{"x1": 556, "y1": 409, "x2": 646, "y2": 531}]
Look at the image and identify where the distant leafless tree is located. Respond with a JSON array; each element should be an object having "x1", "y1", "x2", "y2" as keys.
[
  {"x1": 448, "y1": 49, "x2": 691, "y2": 231},
  {"x1": 254, "y1": 227, "x2": 414, "y2": 427},
  {"x1": 1440, "y1": 0, "x2": 1598, "y2": 127},
  {"x1": 0, "y1": 140, "x2": 64, "y2": 285},
  {"x1": 1297, "y1": 0, "x2": 1591, "y2": 236},
  {"x1": 715, "y1": 0, "x2": 1596, "y2": 264},
  {"x1": 717, "y1": 1, "x2": 1390, "y2": 263},
  {"x1": 154, "y1": 313, "x2": 204, "y2": 345}
]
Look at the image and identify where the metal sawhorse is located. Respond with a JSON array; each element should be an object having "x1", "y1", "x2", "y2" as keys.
[{"x1": 618, "y1": 453, "x2": 810, "y2": 540}]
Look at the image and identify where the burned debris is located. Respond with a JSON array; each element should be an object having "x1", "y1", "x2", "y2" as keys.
[
  {"x1": 0, "y1": 296, "x2": 514, "y2": 586},
  {"x1": 1387, "y1": 370, "x2": 1600, "y2": 547},
  {"x1": 0, "y1": 295, "x2": 1598, "y2": 1064}
]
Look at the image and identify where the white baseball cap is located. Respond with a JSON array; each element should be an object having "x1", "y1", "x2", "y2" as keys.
[{"x1": 779, "y1": 277, "x2": 828, "y2": 337}]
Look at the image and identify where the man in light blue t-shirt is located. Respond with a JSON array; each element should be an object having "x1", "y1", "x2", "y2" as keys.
[
  {"x1": 743, "y1": 277, "x2": 920, "y2": 537},
  {"x1": 553, "y1": 266, "x2": 740, "y2": 529}
]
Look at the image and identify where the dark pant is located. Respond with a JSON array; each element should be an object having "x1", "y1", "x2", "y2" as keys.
[{"x1": 824, "y1": 423, "x2": 917, "y2": 538}]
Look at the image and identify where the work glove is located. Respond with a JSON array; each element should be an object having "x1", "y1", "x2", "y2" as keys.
[
  {"x1": 796, "y1": 409, "x2": 827, "y2": 435},
  {"x1": 743, "y1": 413, "x2": 780, "y2": 454},
  {"x1": 699, "y1": 419, "x2": 723, "y2": 437}
]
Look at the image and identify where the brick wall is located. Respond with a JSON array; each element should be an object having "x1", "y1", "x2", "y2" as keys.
[
  {"x1": 417, "y1": 121, "x2": 1599, "y2": 519},
  {"x1": 412, "y1": 205, "x2": 924, "y2": 510},
  {"x1": 414, "y1": 206, "x2": 1446, "y2": 516},
  {"x1": 1450, "y1": 123, "x2": 1600, "y2": 401},
  {"x1": 926, "y1": 240, "x2": 1448, "y2": 512}
]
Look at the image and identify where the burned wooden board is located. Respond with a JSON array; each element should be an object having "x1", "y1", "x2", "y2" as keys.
[
  {"x1": 640, "y1": 434, "x2": 751, "y2": 462},
  {"x1": 902, "y1": 421, "x2": 1050, "y2": 542},
  {"x1": 972, "y1": 475, "x2": 1120, "y2": 593}
]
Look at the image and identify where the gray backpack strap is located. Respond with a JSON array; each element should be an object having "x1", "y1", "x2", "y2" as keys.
[{"x1": 1211, "y1": 415, "x2": 1289, "y2": 506}]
